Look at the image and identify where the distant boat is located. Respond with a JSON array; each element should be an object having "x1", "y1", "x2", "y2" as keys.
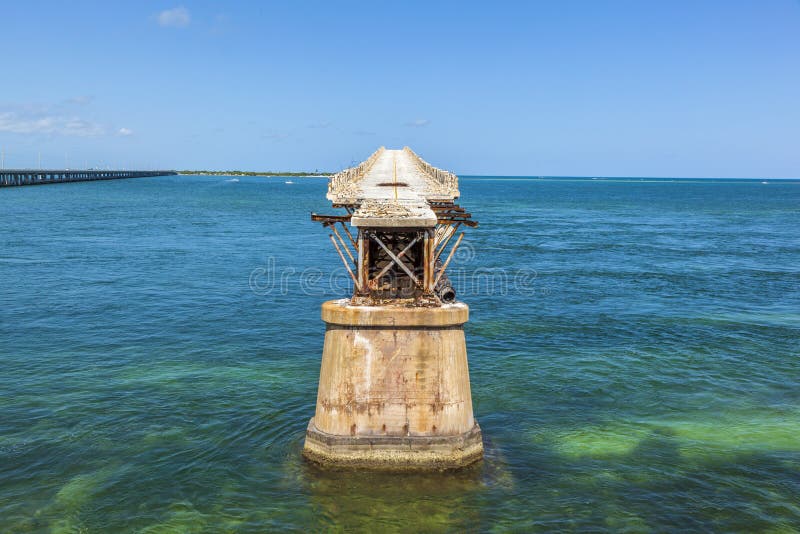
[
  {"x1": 226, "y1": 178, "x2": 239, "y2": 183},
  {"x1": 285, "y1": 180, "x2": 294, "y2": 184},
  {"x1": 762, "y1": 181, "x2": 768, "y2": 184}
]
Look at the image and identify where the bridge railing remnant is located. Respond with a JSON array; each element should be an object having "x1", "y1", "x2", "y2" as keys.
[
  {"x1": 328, "y1": 146, "x2": 385, "y2": 198},
  {"x1": 403, "y1": 146, "x2": 459, "y2": 197}
]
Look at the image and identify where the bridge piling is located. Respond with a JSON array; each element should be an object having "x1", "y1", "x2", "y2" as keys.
[{"x1": 304, "y1": 147, "x2": 483, "y2": 470}]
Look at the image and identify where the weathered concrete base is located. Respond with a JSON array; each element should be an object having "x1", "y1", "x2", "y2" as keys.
[
  {"x1": 303, "y1": 418, "x2": 483, "y2": 470},
  {"x1": 303, "y1": 300, "x2": 484, "y2": 470}
]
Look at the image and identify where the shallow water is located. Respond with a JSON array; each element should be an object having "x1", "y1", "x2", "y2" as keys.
[{"x1": 1, "y1": 175, "x2": 799, "y2": 531}]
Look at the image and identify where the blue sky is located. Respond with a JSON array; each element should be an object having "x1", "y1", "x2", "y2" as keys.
[{"x1": 1, "y1": 1, "x2": 798, "y2": 177}]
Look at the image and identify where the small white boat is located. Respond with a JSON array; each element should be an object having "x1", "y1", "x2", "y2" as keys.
[
  {"x1": 285, "y1": 180, "x2": 294, "y2": 184},
  {"x1": 226, "y1": 178, "x2": 239, "y2": 183}
]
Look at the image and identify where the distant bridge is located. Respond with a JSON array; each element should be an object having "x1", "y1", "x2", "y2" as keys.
[{"x1": 0, "y1": 169, "x2": 177, "y2": 187}]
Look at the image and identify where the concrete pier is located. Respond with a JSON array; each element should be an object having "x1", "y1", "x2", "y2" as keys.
[
  {"x1": 0, "y1": 169, "x2": 175, "y2": 187},
  {"x1": 305, "y1": 147, "x2": 482, "y2": 469},
  {"x1": 303, "y1": 301, "x2": 483, "y2": 469}
]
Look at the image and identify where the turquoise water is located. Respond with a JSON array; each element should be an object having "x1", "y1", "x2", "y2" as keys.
[{"x1": 1, "y1": 175, "x2": 799, "y2": 531}]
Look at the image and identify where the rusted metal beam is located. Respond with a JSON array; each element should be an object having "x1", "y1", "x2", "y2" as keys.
[
  {"x1": 435, "y1": 223, "x2": 461, "y2": 263},
  {"x1": 330, "y1": 224, "x2": 356, "y2": 266},
  {"x1": 437, "y1": 214, "x2": 473, "y2": 220},
  {"x1": 370, "y1": 233, "x2": 419, "y2": 285},
  {"x1": 338, "y1": 221, "x2": 358, "y2": 249},
  {"x1": 431, "y1": 205, "x2": 466, "y2": 213},
  {"x1": 311, "y1": 213, "x2": 352, "y2": 223},
  {"x1": 357, "y1": 231, "x2": 366, "y2": 292},
  {"x1": 371, "y1": 235, "x2": 421, "y2": 284},
  {"x1": 329, "y1": 234, "x2": 360, "y2": 290},
  {"x1": 433, "y1": 225, "x2": 451, "y2": 251},
  {"x1": 425, "y1": 229, "x2": 436, "y2": 293},
  {"x1": 437, "y1": 217, "x2": 478, "y2": 227},
  {"x1": 434, "y1": 232, "x2": 464, "y2": 287}
]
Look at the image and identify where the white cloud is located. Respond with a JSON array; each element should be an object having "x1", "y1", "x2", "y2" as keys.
[
  {"x1": 117, "y1": 127, "x2": 134, "y2": 136},
  {"x1": 405, "y1": 119, "x2": 430, "y2": 128},
  {"x1": 0, "y1": 112, "x2": 54, "y2": 134},
  {"x1": 0, "y1": 111, "x2": 105, "y2": 137},
  {"x1": 65, "y1": 95, "x2": 93, "y2": 105},
  {"x1": 62, "y1": 118, "x2": 105, "y2": 136},
  {"x1": 156, "y1": 7, "x2": 190, "y2": 28}
]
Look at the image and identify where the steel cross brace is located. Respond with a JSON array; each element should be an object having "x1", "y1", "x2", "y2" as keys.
[{"x1": 369, "y1": 233, "x2": 420, "y2": 286}]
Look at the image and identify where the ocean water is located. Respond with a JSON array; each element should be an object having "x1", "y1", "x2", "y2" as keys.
[{"x1": 1, "y1": 175, "x2": 799, "y2": 532}]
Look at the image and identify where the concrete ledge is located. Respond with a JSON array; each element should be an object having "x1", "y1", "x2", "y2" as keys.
[
  {"x1": 321, "y1": 299, "x2": 468, "y2": 327},
  {"x1": 302, "y1": 418, "x2": 484, "y2": 470}
]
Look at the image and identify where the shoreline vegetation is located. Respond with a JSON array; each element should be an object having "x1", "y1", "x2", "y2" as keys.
[{"x1": 177, "y1": 170, "x2": 331, "y2": 177}]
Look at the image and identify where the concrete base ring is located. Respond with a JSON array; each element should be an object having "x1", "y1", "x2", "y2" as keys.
[{"x1": 302, "y1": 418, "x2": 484, "y2": 470}]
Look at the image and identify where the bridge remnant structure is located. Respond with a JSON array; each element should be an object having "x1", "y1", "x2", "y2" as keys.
[{"x1": 304, "y1": 147, "x2": 483, "y2": 469}]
